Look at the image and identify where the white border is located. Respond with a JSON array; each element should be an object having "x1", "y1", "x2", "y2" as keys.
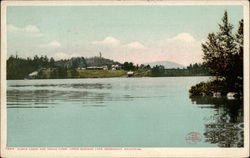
[{"x1": 1, "y1": 1, "x2": 249, "y2": 157}]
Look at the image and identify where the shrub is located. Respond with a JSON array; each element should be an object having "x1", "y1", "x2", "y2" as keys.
[{"x1": 189, "y1": 79, "x2": 228, "y2": 96}]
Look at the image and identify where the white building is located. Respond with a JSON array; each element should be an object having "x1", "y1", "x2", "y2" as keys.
[
  {"x1": 28, "y1": 71, "x2": 38, "y2": 79},
  {"x1": 111, "y1": 64, "x2": 121, "y2": 70},
  {"x1": 127, "y1": 71, "x2": 134, "y2": 77}
]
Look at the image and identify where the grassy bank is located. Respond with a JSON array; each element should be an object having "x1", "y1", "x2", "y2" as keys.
[
  {"x1": 25, "y1": 68, "x2": 210, "y2": 80},
  {"x1": 77, "y1": 70, "x2": 126, "y2": 78},
  {"x1": 38, "y1": 69, "x2": 127, "y2": 79},
  {"x1": 133, "y1": 70, "x2": 151, "y2": 77}
]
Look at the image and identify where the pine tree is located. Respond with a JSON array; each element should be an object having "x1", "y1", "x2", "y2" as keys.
[
  {"x1": 233, "y1": 19, "x2": 243, "y2": 93},
  {"x1": 202, "y1": 11, "x2": 243, "y2": 91}
]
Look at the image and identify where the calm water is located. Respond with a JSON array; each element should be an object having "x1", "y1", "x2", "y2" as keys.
[{"x1": 7, "y1": 77, "x2": 243, "y2": 147}]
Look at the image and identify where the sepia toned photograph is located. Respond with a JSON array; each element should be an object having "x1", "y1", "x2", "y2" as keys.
[{"x1": 1, "y1": 0, "x2": 249, "y2": 157}]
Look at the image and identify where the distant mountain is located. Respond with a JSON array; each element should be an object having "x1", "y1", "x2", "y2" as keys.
[{"x1": 144, "y1": 61, "x2": 185, "y2": 69}]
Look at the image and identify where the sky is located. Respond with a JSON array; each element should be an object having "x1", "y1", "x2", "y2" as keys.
[{"x1": 7, "y1": 5, "x2": 243, "y2": 66}]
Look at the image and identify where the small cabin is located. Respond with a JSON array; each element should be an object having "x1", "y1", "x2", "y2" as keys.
[
  {"x1": 102, "y1": 65, "x2": 108, "y2": 70},
  {"x1": 78, "y1": 67, "x2": 86, "y2": 70},
  {"x1": 86, "y1": 66, "x2": 108, "y2": 70},
  {"x1": 111, "y1": 64, "x2": 121, "y2": 70},
  {"x1": 227, "y1": 92, "x2": 237, "y2": 99},
  {"x1": 212, "y1": 92, "x2": 221, "y2": 98},
  {"x1": 127, "y1": 71, "x2": 134, "y2": 77},
  {"x1": 86, "y1": 66, "x2": 104, "y2": 70},
  {"x1": 28, "y1": 71, "x2": 38, "y2": 79}
]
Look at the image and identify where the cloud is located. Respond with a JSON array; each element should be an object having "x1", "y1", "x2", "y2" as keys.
[
  {"x1": 92, "y1": 37, "x2": 120, "y2": 46},
  {"x1": 167, "y1": 33, "x2": 195, "y2": 42},
  {"x1": 126, "y1": 42, "x2": 146, "y2": 49},
  {"x1": 7, "y1": 24, "x2": 42, "y2": 36},
  {"x1": 48, "y1": 41, "x2": 61, "y2": 47},
  {"x1": 91, "y1": 37, "x2": 147, "y2": 51},
  {"x1": 88, "y1": 35, "x2": 203, "y2": 65},
  {"x1": 53, "y1": 52, "x2": 80, "y2": 60},
  {"x1": 159, "y1": 33, "x2": 203, "y2": 66},
  {"x1": 23, "y1": 25, "x2": 40, "y2": 33},
  {"x1": 39, "y1": 40, "x2": 62, "y2": 49},
  {"x1": 44, "y1": 33, "x2": 203, "y2": 66}
]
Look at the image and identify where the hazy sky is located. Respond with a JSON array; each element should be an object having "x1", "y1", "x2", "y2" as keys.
[{"x1": 7, "y1": 5, "x2": 243, "y2": 65}]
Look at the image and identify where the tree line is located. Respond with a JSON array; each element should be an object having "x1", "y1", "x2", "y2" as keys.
[
  {"x1": 150, "y1": 63, "x2": 209, "y2": 77},
  {"x1": 6, "y1": 55, "x2": 120, "y2": 79},
  {"x1": 7, "y1": 55, "x2": 55, "y2": 79},
  {"x1": 7, "y1": 53, "x2": 209, "y2": 80}
]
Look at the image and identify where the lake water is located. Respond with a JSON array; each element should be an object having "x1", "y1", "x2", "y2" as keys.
[{"x1": 7, "y1": 77, "x2": 243, "y2": 147}]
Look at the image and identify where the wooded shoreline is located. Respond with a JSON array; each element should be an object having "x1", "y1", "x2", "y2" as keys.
[{"x1": 7, "y1": 69, "x2": 210, "y2": 80}]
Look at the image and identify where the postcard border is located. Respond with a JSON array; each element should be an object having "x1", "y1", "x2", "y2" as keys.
[{"x1": 1, "y1": 0, "x2": 249, "y2": 157}]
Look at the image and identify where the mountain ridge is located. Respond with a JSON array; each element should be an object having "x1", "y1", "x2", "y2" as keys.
[{"x1": 144, "y1": 61, "x2": 185, "y2": 69}]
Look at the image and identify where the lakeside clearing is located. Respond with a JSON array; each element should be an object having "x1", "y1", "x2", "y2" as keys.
[
  {"x1": 39, "y1": 69, "x2": 127, "y2": 79},
  {"x1": 29, "y1": 68, "x2": 209, "y2": 80}
]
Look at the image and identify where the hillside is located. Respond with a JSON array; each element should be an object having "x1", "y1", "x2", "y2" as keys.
[{"x1": 55, "y1": 56, "x2": 121, "y2": 69}]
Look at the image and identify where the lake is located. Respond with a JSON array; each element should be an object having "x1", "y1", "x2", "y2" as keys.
[{"x1": 7, "y1": 77, "x2": 243, "y2": 147}]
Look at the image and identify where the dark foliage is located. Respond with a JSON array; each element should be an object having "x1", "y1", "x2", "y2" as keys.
[
  {"x1": 7, "y1": 55, "x2": 54, "y2": 79},
  {"x1": 122, "y1": 62, "x2": 136, "y2": 71},
  {"x1": 150, "y1": 63, "x2": 209, "y2": 77},
  {"x1": 201, "y1": 11, "x2": 243, "y2": 93}
]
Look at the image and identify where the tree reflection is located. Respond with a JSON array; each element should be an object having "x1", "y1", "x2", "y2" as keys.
[{"x1": 190, "y1": 96, "x2": 243, "y2": 147}]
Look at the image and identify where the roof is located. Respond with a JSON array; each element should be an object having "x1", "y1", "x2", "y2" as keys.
[
  {"x1": 127, "y1": 71, "x2": 134, "y2": 75},
  {"x1": 29, "y1": 71, "x2": 38, "y2": 76}
]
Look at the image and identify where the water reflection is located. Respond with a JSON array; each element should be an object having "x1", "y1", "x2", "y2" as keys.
[
  {"x1": 190, "y1": 96, "x2": 243, "y2": 147},
  {"x1": 10, "y1": 83, "x2": 112, "y2": 89},
  {"x1": 8, "y1": 106, "x2": 48, "y2": 108},
  {"x1": 7, "y1": 83, "x2": 138, "y2": 108},
  {"x1": 7, "y1": 90, "x2": 109, "y2": 108}
]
